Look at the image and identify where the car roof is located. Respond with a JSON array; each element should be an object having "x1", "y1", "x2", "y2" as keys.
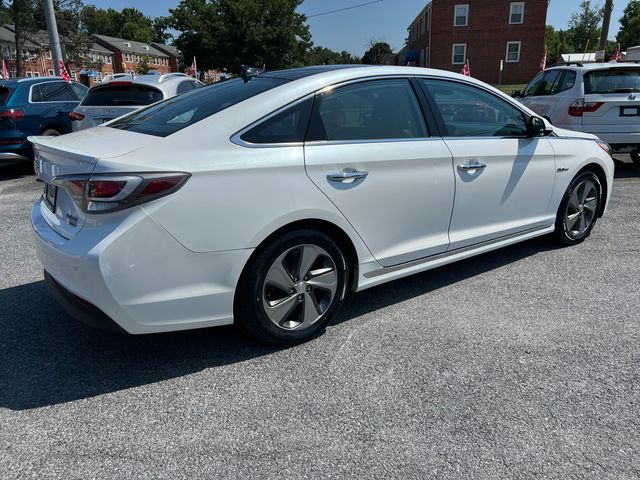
[
  {"x1": 546, "y1": 62, "x2": 640, "y2": 73},
  {"x1": 261, "y1": 64, "x2": 375, "y2": 81},
  {"x1": 94, "y1": 72, "x2": 198, "y2": 93}
]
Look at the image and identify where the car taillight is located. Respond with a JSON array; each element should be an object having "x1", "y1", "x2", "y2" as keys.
[
  {"x1": 568, "y1": 99, "x2": 604, "y2": 117},
  {"x1": 52, "y1": 172, "x2": 190, "y2": 214},
  {"x1": 0, "y1": 109, "x2": 24, "y2": 121},
  {"x1": 69, "y1": 111, "x2": 85, "y2": 121}
]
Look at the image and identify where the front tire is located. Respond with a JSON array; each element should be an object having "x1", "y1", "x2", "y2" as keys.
[
  {"x1": 235, "y1": 229, "x2": 349, "y2": 345},
  {"x1": 552, "y1": 170, "x2": 602, "y2": 245}
]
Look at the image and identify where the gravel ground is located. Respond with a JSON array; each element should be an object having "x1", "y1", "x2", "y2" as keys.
[{"x1": 0, "y1": 158, "x2": 639, "y2": 479}]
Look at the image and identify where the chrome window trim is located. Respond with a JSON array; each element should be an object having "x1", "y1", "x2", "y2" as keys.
[{"x1": 28, "y1": 81, "x2": 80, "y2": 104}]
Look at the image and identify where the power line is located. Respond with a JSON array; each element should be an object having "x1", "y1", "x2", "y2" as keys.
[{"x1": 307, "y1": 0, "x2": 383, "y2": 19}]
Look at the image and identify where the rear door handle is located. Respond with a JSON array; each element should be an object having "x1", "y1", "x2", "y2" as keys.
[
  {"x1": 326, "y1": 169, "x2": 368, "y2": 183},
  {"x1": 457, "y1": 162, "x2": 487, "y2": 171}
]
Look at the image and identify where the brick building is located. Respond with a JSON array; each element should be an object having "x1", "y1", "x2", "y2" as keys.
[
  {"x1": 401, "y1": 0, "x2": 548, "y2": 84},
  {"x1": 94, "y1": 35, "x2": 171, "y2": 75},
  {"x1": 151, "y1": 42, "x2": 182, "y2": 73}
]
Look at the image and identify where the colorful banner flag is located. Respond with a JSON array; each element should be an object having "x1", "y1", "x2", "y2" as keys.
[
  {"x1": 188, "y1": 56, "x2": 197, "y2": 77},
  {"x1": 1, "y1": 60, "x2": 8, "y2": 79},
  {"x1": 59, "y1": 59, "x2": 71, "y2": 83},
  {"x1": 613, "y1": 44, "x2": 622, "y2": 62},
  {"x1": 460, "y1": 59, "x2": 470, "y2": 76},
  {"x1": 539, "y1": 47, "x2": 547, "y2": 71}
]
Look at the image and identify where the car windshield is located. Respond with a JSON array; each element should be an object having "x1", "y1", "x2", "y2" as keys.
[
  {"x1": 585, "y1": 68, "x2": 640, "y2": 94},
  {"x1": 81, "y1": 84, "x2": 164, "y2": 107},
  {"x1": 108, "y1": 77, "x2": 288, "y2": 137},
  {"x1": 0, "y1": 85, "x2": 15, "y2": 105}
]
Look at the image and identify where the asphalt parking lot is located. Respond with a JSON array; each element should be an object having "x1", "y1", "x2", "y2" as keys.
[{"x1": 1, "y1": 158, "x2": 639, "y2": 479}]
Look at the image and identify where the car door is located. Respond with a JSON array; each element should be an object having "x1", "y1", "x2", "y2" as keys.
[
  {"x1": 304, "y1": 77, "x2": 455, "y2": 267},
  {"x1": 419, "y1": 78, "x2": 556, "y2": 251},
  {"x1": 30, "y1": 81, "x2": 79, "y2": 133}
]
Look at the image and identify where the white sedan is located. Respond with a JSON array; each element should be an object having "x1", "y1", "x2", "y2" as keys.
[{"x1": 30, "y1": 65, "x2": 614, "y2": 344}]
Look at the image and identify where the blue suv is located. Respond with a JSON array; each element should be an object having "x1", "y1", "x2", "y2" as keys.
[{"x1": 0, "y1": 77, "x2": 88, "y2": 165}]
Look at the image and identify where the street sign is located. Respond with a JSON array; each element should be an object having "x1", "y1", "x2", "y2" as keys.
[
  {"x1": 595, "y1": 50, "x2": 605, "y2": 60},
  {"x1": 500, "y1": 59, "x2": 504, "y2": 71}
]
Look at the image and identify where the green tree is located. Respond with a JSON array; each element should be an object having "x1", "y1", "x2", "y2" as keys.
[
  {"x1": 616, "y1": 0, "x2": 640, "y2": 49},
  {"x1": 81, "y1": 6, "x2": 156, "y2": 44},
  {"x1": 544, "y1": 25, "x2": 576, "y2": 64},
  {"x1": 169, "y1": 0, "x2": 311, "y2": 73},
  {"x1": 361, "y1": 41, "x2": 392, "y2": 64},
  {"x1": 567, "y1": 0, "x2": 603, "y2": 51}
]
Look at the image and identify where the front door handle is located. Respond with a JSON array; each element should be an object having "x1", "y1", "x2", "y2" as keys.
[
  {"x1": 326, "y1": 169, "x2": 368, "y2": 183},
  {"x1": 457, "y1": 161, "x2": 487, "y2": 172}
]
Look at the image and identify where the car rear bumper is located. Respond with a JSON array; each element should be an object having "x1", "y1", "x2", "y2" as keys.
[
  {"x1": 0, "y1": 143, "x2": 33, "y2": 163},
  {"x1": 31, "y1": 199, "x2": 252, "y2": 334}
]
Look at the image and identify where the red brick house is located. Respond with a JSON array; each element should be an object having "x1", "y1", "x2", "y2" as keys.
[
  {"x1": 401, "y1": 0, "x2": 548, "y2": 84},
  {"x1": 94, "y1": 35, "x2": 171, "y2": 75}
]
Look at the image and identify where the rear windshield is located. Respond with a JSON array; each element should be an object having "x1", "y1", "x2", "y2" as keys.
[
  {"x1": 585, "y1": 68, "x2": 640, "y2": 94},
  {"x1": 81, "y1": 84, "x2": 163, "y2": 107},
  {"x1": 0, "y1": 85, "x2": 14, "y2": 105},
  {"x1": 108, "y1": 77, "x2": 288, "y2": 137}
]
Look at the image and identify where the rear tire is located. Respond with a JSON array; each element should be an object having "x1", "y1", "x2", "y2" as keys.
[
  {"x1": 552, "y1": 170, "x2": 602, "y2": 246},
  {"x1": 41, "y1": 128, "x2": 61, "y2": 136},
  {"x1": 234, "y1": 229, "x2": 349, "y2": 345}
]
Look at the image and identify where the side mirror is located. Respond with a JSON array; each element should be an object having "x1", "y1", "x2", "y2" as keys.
[
  {"x1": 511, "y1": 90, "x2": 522, "y2": 98},
  {"x1": 528, "y1": 116, "x2": 551, "y2": 137}
]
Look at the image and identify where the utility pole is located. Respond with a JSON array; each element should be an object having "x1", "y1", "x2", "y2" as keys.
[
  {"x1": 597, "y1": 0, "x2": 614, "y2": 62},
  {"x1": 43, "y1": 0, "x2": 63, "y2": 75}
]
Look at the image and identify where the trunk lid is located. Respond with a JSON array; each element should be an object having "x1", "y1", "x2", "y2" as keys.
[
  {"x1": 29, "y1": 127, "x2": 158, "y2": 239},
  {"x1": 582, "y1": 67, "x2": 640, "y2": 131},
  {"x1": 73, "y1": 105, "x2": 140, "y2": 130}
]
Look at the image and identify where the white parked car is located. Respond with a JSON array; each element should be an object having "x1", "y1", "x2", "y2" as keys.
[
  {"x1": 515, "y1": 62, "x2": 640, "y2": 163},
  {"x1": 30, "y1": 65, "x2": 614, "y2": 344},
  {"x1": 70, "y1": 72, "x2": 204, "y2": 131}
]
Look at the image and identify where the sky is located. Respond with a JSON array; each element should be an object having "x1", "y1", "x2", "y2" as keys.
[{"x1": 85, "y1": 0, "x2": 632, "y2": 56}]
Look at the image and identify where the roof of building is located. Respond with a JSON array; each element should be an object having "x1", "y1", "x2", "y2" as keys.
[
  {"x1": 93, "y1": 34, "x2": 168, "y2": 57},
  {"x1": 408, "y1": 2, "x2": 432, "y2": 29},
  {"x1": 0, "y1": 25, "x2": 41, "y2": 48},
  {"x1": 151, "y1": 42, "x2": 181, "y2": 58},
  {"x1": 89, "y1": 43, "x2": 113, "y2": 55}
]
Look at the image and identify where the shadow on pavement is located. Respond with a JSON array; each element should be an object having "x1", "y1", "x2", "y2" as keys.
[
  {"x1": 0, "y1": 236, "x2": 560, "y2": 411},
  {"x1": 613, "y1": 156, "x2": 639, "y2": 179},
  {"x1": 0, "y1": 162, "x2": 34, "y2": 181}
]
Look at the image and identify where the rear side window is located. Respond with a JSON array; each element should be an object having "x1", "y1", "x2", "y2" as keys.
[
  {"x1": 70, "y1": 82, "x2": 89, "y2": 100},
  {"x1": 176, "y1": 80, "x2": 201, "y2": 94},
  {"x1": 306, "y1": 79, "x2": 428, "y2": 141},
  {"x1": 82, "y1": 85, "x2": 163, "y2": 107},
  {"x1": 32, "y1": 82, "x2": 76, "y2": 102},
  {"x1": 109, "y1": 77, "x2": 287, "y2": 137},
  {"x1": 0, "y1": 85, "x2": 14, "y2": 105},
  {"x1": 240, "y1": 98, "x2": 313, "y2": 144},
  {"x1": 585, "y1": 68, "x2": 640, "y2": 94},
  {"x1": 558, "y1": 71, "x2": 576, "y2": 92}
]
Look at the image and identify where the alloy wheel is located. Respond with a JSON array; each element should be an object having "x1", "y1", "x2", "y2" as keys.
[
  {"x1": 262, "y1": 244, "x2": 338, "y2": 330},
  {"x1": 565, "y1": 179, "x2": 598, "y2": 237}
]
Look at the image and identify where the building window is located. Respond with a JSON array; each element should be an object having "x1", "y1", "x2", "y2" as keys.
[
  {"x1": 71, "y1": 70, "x2": 77, "y2": 81},
  {"x1": 509, "y1": 2, "x2": 525, "y2": 24},
  {"x1": 136, "y1": 54, "x2": 141, "y2": 63},
  {"x1": 97, "y1": 72, "x2": 102, "y2": 81},
  {"x1": 32, "y1": 72, "x2": 39, "y2": 77},
  {"x1": 48, "y1": 69, "x2": 54, "y2": 76},
  {"x1": 505, "y1": 41, "x2": 521, "y2": 62},
  {"x1": 46, "y1": 49, "x2": 52, "y2": 59},
  {"x1": 105, "y1": 55, "x2": 112, "y2": 64},
  {"x1": 452, "y1": 43, "x2": 467, "y2": 64},
  {"x1": 26, "y1": 71, "x2": 32, "y2": 77},
  {"x1": 124, "y1": 52, "x2": 132, "y2": 62},
  {"x1": 454, "y1": 4, "x2": 469, "y2": 26}
]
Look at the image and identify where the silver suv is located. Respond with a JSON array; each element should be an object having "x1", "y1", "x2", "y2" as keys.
[
  {"x1": 70, "y1": 73, "x2": 204, "y2": 131},
  {"x1": 516, "y1": 62, "x2": 640, "y2": 163}
]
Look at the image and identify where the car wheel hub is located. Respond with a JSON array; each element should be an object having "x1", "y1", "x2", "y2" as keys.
[{"x1": 262, "y1": 244, "x2": 338, "y2": 331}]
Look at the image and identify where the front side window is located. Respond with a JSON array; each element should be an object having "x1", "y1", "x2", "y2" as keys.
[
  {"x1": 509, "y1": 2, "x2": 524, "y2": 24},
  {"x1": 109, "y1": 77, "x2": 288, "y2": 137},
  {"x1": 454, "y1": 4, "x2": 469, "y2": 26},
  {"x1": 506, "y1": 41, "x2": 521, "y2": 63},
  {"x1": 523, "y1": 71, "x2": 544, "y2": 96},
  {"x1": 525, "y1": 70, "x2": 562, "y2": 96},
  {"x1": 452, "y1": 44, "x2": 467, "y2": 64},
  {"x1": 306, "y1": 79, "x2": 428, "y2": 142},
  {"x1": 584, "y1": 68, "x2": 640, "y2": 94},
  {"x1": 241, "y1": 98, "x2": 313, "y2": 144},
  {"x1": 422, "y1": 79, "x2": 529, "y2": 137}
]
